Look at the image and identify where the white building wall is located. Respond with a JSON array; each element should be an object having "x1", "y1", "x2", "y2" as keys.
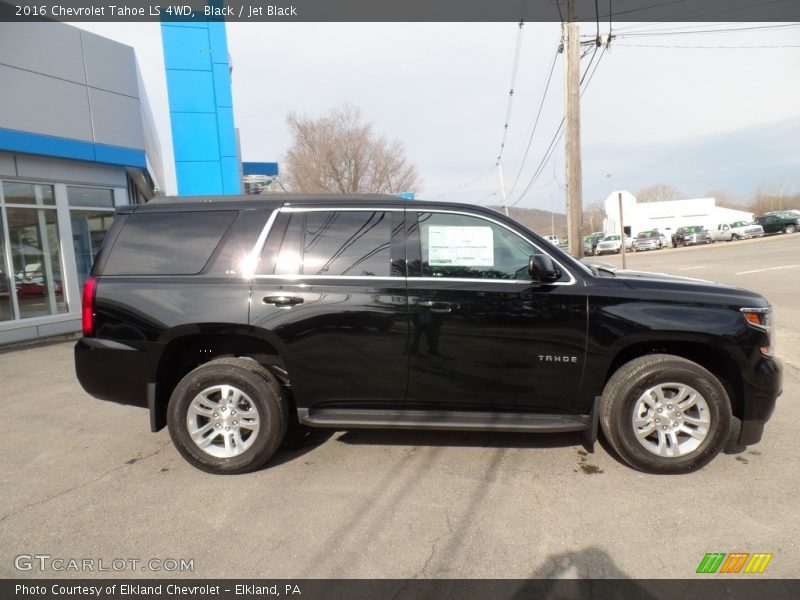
[{"x1": 603, "y1": 192, "x2": 753, "y2": 240}]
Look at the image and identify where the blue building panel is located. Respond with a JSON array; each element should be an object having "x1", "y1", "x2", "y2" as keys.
[
  {"x1": 162, "y1": 19, "x2": 240, "y2": 196},
  {"x1": 220, "y1": 156, "x2": 242, "y2": 194},
  {"x1": 212, "y1": 63, "x2": 233, "y2": 107},
  {"x1": 165, "y1": 70, "x2": 217, "y2": 113},
  {"x1": 0, "y1": 127, "x2": 145, "y2": 168},
  {"x1": 171, "y1": 113, "x2": 220, "y2": 162},
  {"x1": 161, "y1": 26, "x2": 212, "y2": 71},
  {"x1": 94, "y1": 143, "x2": 147, "y2": 168},
  {"x1": 242, "y1": 162, "x2": 279, "y2": 176},
  {"x1": 216, "y1": 107, "x2": 237, "y2": 157},
  {"x1": 207, "y1": 22, "x2": 230, "y2": 64},
  {"x1": 175, "y1": 161, "x2": 223, "y2": 195}
]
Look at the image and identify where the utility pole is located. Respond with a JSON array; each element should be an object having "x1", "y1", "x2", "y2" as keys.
[
  {"x1": 564, "y1": 0, "x2": 584, "y2": 258},
  {"x1": 618, "y1": 192, "x2": 627, "y2": 270},
  {"x1": 498, "y1": 162, "x2": 509, "y2": 216}
]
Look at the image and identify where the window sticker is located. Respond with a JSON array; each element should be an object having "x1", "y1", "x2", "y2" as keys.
[{"x1": 428, "y1": 225, "x2": 494, "y2": 266}]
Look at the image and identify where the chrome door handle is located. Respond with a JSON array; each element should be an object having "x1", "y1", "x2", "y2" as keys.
[{"x1": 263, "y1": 295, "x2": 303, "y2": 307}]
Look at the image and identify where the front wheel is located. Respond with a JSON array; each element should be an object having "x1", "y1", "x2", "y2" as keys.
[
  {"x1": 167, "y1": 358, "x2": 288, "y2": 474},
  {"x1": 599, "y1": 354, "x2": 731, "y2": 474}
]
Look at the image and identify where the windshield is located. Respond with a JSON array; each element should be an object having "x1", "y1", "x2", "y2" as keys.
[
  {"x1": 685, "y1": 226, "x2": 703, "y2": 233},
  {"x1": 603, "y1": 235, "x2": 620, "y2": 241},
  {"x1": 637, "y1": 231, "x2": 657, "y2": 239}
]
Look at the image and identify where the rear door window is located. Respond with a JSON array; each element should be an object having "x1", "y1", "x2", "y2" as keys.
[
  {"x1": 262, "y1": 210, "x2": 393, "y2": 277},
  {"x1": 103, "y1": 211, "x2": 237, "y2": 275}
]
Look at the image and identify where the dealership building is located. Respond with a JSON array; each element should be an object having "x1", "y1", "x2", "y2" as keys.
[
  {"x1": 0, "y1": 22, "x2": 163, "y2": 344},
  {"x1": 603, "y1": 191, "x2": 754, "y2": 241}
]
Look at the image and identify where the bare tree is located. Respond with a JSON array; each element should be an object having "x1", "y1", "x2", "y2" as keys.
[
  {"x1": 283, "y1": 105, "x2": 421, "y2": 195},
  {"x1": 746, "y1": 183, "x2": 799, "y2": 215},
  {"x1": 704, "y1": 188, "x2": 741, "y2": 210},
  {"x1": 635, "y1": 184, "x2": 684, "y2": 203},
  {"x1": 582, "y1": 201, "x2": 605, "y2": 233}
]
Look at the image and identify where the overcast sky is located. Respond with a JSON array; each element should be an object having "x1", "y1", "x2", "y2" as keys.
[{"x1": 73, "y1": 21, "x2": 800, "y2": 212}]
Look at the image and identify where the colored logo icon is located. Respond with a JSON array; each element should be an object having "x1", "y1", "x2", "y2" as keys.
[{"x1": 696, "y1": 553, "x2": 773, "y2": 574}]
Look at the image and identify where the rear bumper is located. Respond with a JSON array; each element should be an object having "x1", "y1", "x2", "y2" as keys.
[{"x1": 74, "y1": 338, "x2": 151, "y2": 408}]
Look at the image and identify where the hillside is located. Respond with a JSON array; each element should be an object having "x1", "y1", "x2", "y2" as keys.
[{"x1": 486, "y1": 205, "x2": 568, "y2": 239}]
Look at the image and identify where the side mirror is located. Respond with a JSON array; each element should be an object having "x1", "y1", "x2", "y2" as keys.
[{"x1": 528, "y1": 254, "x2": 560, "y2": 283}]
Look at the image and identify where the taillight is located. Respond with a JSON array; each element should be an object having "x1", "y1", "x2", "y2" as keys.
[{"x1": 82, "y1": 276, "x2": 97, "y2": 337}]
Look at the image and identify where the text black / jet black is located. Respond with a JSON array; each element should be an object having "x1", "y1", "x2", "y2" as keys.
[{"x1": 75, "y1": 194, "x2": 781, "y2": 474}]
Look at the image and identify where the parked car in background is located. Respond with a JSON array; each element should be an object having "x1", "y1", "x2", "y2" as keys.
[
  {"x1": 595, "y1": 234, "x2": 631, "y2": 255},
  {"x1": 754, "y1": 211, "x2": 800, "y2": 235},
  {"x1": 544, "y1": 235, "x2": 560, "y2": 245},
  {"x1": 632, "y1": 230, "x2": 664, "y2": 252},
  {"x1": 582, "y1": 232, "x2": 605, "y2": 256},
  {"x1": 711, "y1": 221, "x2": 765, "y2": 242},
  {"x1": 671, "y1": 226, "x2": 712, "y2": 247}
]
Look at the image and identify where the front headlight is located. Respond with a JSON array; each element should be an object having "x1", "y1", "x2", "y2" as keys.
[{"x1": 741, "y1": 307, "x2": 773, "y2": 355}]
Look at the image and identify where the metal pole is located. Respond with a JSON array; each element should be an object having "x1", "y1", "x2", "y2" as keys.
[
  {"x1": 619, "y1": 192, "x2": 626, "y2": 270},
  {"x1": 565, "y1": 0, "x2": 584, "y2": 258}
]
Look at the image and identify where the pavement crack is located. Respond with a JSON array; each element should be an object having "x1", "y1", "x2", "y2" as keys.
[
  {"x1": 417, "y1": 532, "x2": 444, "y2": 578},
  {"x1": 0, "y1": 441, "x2": 171, "y2": 527}
]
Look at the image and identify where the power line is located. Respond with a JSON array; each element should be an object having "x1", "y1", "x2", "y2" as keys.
[
  {"x1": 509, "y1": 47, "x2": 606, "y2": 207},
  {"x1": 496, "y1": 20, "x2": 526, "y2": 165},
  {"x1": 430, "y1": 166, "x2": 496, "y2": 200},
  {"x1": 620, "y1": 23, "x2": 800, "y2": 37},
  {"x1": 616, "y1": 42, "x2": 800, "y2": 48},
  {"x1": 505, "y1": 47, "x2": 560, "y2": 198}
]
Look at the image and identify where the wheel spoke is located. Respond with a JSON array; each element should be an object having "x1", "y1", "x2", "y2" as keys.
[
  {"x1": 223, "y1": 431, "x2": 234, "y2": 453},
  {"x1": 193, "y1": 425, "x2": 220, "y2": 448},
  {"x1": 634, "y1": 416, "x2": 653, "y2": 428},
  {"x1": 683, "y1": 414, "x2": 709, "y2": 428},
  {"x1": 636, "y1": 422, "x2": 656, "y2": 439},
  {"x1": 668, "y1": 431, "x2": 682, "y2": 455},
  {"x1": 188, "y1": 404, "x2": 214, "y2": 418},
  {"x1": 677, "y1": 391, "x2": 698, "y2": 410},
  {"x1": 679, "y1": 424, "x2": 706, "y2": 440}
]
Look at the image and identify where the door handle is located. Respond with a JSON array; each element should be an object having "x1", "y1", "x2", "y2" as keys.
[
  {"x1": 263, "y1": 295, "x2": 303, "y2": 307},
  {"x1": 416, "y1": 300, "x2": 457, "y2": 313}
]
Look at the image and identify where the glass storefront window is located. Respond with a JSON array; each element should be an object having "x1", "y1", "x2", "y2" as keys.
[
  {"x1": 2, "y1": 181, "x2": 55, "y2": 206},
  {"x1": 6, "y1": 200, "x2": 68, "y2": 319},
  {"x1": 70, "y1": 210, "x2": 116, "y2": 286},
  {"x1": 67, "y1": 187, "x2": 115, "y2": 209},
  {"x1": 0, "y1": 213, "x2": 14, "y2": 322}
]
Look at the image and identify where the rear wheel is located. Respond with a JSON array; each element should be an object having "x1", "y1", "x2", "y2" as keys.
[
  {"x1": 599, "y1": 354, "x2": 731, "y2": 474},
  {"x1": 785, "y1": 224, "x2": 797, "y2": 234},
  {"x1": 167, "y1": 358, "x2": 288, "y2": 474}
]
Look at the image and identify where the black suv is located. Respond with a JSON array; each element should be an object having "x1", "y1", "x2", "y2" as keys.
[
  {"x1": 754, "y1": 210, "x2": 800, "y2": 235},
  {"x1": 75, "y1": 195, "x2": 781, "y2": 475}
]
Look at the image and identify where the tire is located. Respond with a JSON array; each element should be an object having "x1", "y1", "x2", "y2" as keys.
[
  {"x1": 599, "y1": 354, "x2": 731, "y2": 474},
  {"x1": 731, "y1": 234, "x2": 739, "y2": 241},
  {"x1": 167, "y1": 357, "x2": 288, "y2": 474},
  {"x1": 785, "y1": 224, "x2": 797, "y2": 234}
]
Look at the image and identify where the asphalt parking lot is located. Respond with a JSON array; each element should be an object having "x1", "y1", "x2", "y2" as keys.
[{"x1": 1, "y1": 233, "x2": 798, "y2": 580}]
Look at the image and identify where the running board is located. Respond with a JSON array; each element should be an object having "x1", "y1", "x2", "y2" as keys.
[{"x1": 297, "y1": 407, "x2": 590, "y2": 433}]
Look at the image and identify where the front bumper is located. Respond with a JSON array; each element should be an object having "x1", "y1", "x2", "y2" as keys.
[{"x1": 738, "y1": 354, "x2": 782, "y2": 445}]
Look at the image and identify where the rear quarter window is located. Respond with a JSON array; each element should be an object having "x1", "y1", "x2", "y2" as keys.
[{"x1": 102, "y1": 211, "x2": 237, "y2": 275}]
